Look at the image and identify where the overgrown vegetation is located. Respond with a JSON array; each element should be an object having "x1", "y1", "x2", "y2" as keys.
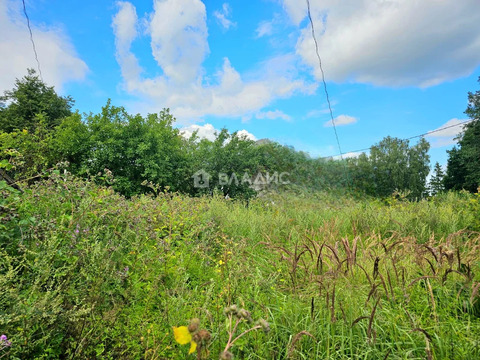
[
  {"x1": 6, "y1": 71, "x2": 479, "y2": 200},
  {"x1": 1, "y1": 174, "x2": 479, "y2": 359},
  {"x1": 1, "y1": 71, "x2": 480, "y2": 359}
]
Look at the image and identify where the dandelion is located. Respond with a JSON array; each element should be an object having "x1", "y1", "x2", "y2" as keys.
[
  {"x1": 173, "y1": 319, "x2": 211, "y2": 357},
  {"x1": 173, "y1": 326, "x2": 197, "y2": 355}
]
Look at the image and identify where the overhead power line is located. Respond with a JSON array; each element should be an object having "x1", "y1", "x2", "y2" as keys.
[
  {"x1": 305, "y1": 0, "x2": 343, "y2": 160},
  {"x1": 321, "y1": 119, "x2": 475, "y2": 160},
  {"x1": 22, "y1": 0, "x2": 43, "y2": 80}
]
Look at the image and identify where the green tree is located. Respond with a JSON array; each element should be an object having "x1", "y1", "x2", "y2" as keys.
[
  {"x1": 0, "y1": 69, "x2": 73, "y2": 133},
  {"x1": 50, "y1": 112, "x2": 91, "y2": 173},
  {"x1": 429, "y1": 162, "x2": 445, "y2": 196},
  {"x1": 444, "y1": 77, "x2": 480, "y2": 192},
  {"x1": 73, "y1": 101, "x2": 187, "y2": 196},
  {"x1": 187, "y1": 129, "x2": 262, "y2": 198},
  {"x1": 350, "y1": 136, "x2": 430, "y2": 199}
]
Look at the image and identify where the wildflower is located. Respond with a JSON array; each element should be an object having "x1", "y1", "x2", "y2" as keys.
[
  {"x1": 0, "y1": 334, "x2": 11, "y2": 348},
  {"x1": 173, "y1": 326, "x2": 197, "y2": 355}
]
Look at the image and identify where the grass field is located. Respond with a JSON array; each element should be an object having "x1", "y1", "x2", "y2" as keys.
[{"x1": 1, "y1": 173, "x2": 480, "y2": 359}]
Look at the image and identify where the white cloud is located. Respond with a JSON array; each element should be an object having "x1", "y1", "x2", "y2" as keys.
[
  {"x1": 112, "y1": 1, "x2": 313, "y2": 124},
  {"x1": 426, "y1": 118, "x2": 468, "y2": 148},
  {"x1": 332, "y1": 151, "x2": 363, "y2": 160},
  {"x1": 256, "y1": 20, "x2": 273, "y2": 38},
  {"x1": 0, "y1": 0, "x2": 88, "y2": 93},
  {"x1": 324, "y1": 114, "x2": 357, "y2": 127},
  {"x1": 180, "y1": 123, "x2": 256, "y2": 141},
  {"x1": 180, "y1": 123, "x2": 218, "y2": 141},
  {"x1": 150, "y1": 0, "x2": 209, "y2": 85},
  {"x1": 285, "y1": 0, "x2": 480, "y2": 87},
  {"x1": 236, "y1": 129, "x2": 256, "y2": 141},
  {"x1": 214, "y1": 3, "x2": 236, "y2": 30},
  {"x1": 282, "y1": 0, "x2": 306, "y2": 26},
  {"x1": 112, "y1": 1, "x2": 142, "y2": 91},
  {"x1": 255, "y1": 110, "x2": 291, "y2": 121}
]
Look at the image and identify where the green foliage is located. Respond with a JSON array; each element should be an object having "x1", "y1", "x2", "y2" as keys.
[
  {"x1": 429, "y1": 162, "x2": 445, "y2": 196},
  {"x1": 349, "y1": 137, "x2": 430, "y2": 199},
  {"x1": 0, "y1": 115, "x2": 55, "y2": 180},
  {"x1": 445, "y1": 77, "x2": 480, "y2": 193},
  {"x1": 76, "y1": 102, "x2": 188, "y2": 196},
  {"x1": 1, "y1": 173, "x2": 480, "y2": 358},
  {"x1": 0, "y1": 69, "x2": 436, "y2": 200},
  {"x1": 0, "y1": 69, "x2": 73, "y2": 133}
]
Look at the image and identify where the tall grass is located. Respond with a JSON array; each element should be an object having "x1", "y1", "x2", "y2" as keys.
[{"x1": 1, "y1": 175, "x2": 479, "y2": 359}]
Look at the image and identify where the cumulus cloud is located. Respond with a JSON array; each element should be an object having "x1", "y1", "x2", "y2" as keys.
[
  {"x1": 214, "y1": 3, "x2": 236, "y2": 30},
  {"x1": 236, "y1": 129, "x2": 257, "y2": 141},
  {"x1": 180, "y1": 123, "x2": 218, "y2": 141},
  {"x1": 179, "y1": 123, "x2": 256, "y2": 141},
  {"x1": 0, "y1": 0, "x2": 88, "y2": 92},
  {"x1": 324, "y1": 114, "x2": 357, "y2": 127},
  {"x1": 255, "y1": 110, "x2": 291, "y2": 121},
  {"x1": 426, "y1": 118, "x2": 468, "y2": 148},
  {"x1": 112, "y1": 1, "x2": 313, "y2": 123},
  {"x1": 284, "y1": 0, "x2": 480, "y2": 87},
  {"x1": 150, "y1": 0, "x2": 209, "y2": 85}
]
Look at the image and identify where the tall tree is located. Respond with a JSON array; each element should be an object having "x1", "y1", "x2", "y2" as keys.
[
  {"x1": 350, "y1": 136, "x2": 430, "y2": 199},
  {"x1": 429, "y1": 162, "x2": 445, "y2": 196},
  {"x1": 0, "y1": 69, "x2": 73, "y2": 133},
  {"x1": 444, "y1": 77, "x2": 480, "y2": 192}
]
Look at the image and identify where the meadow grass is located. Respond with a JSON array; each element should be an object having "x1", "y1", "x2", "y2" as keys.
[{"x1": 1, "y1": 174, "x2": 479, "y2": 359}]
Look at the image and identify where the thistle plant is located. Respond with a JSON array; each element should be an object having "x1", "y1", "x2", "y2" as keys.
[
  {"x1": 220, "y1": 305, "x2": 270, "y2": 360},
  {"x1": 173, "y1": 307, "x2": 269, "y2": 359}
]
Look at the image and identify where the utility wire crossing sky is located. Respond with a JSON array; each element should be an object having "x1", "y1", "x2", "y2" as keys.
[{"x1": 2, "y1": 0, "x2": 480, "y2": 167}]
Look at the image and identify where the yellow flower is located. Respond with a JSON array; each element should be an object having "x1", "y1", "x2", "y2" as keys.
[
  {"x1": 189, "y1": 340, "x2": 197, "y2": 354},
  {"x1": 173, "y1": 326, "x2": 197, "y2": 355},
  {"x1": 173, "y1": 326, "x2": 191, "y2": 344}
]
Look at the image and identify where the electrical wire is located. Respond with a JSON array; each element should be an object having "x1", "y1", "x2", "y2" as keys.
[
  {"x1": 22, "y1": 0, "x2": 43, "y2": 81},
  {"x1": 320, "y1": 119, "x2": 474, "y2": 159},
  {"x1": 305, "y1": 0, "x2": 343, "y2": 159}
]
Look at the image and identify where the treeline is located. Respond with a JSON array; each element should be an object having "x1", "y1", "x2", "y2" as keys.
[{"x1": 1, "y1": 70, "x2": 479, "y2": 198}]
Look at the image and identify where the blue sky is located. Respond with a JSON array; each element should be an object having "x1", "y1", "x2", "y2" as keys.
[{"x1": 1, "y1": 0, "x2": 480, "y2": 167}]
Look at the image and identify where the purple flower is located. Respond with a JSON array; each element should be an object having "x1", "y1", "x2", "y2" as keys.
[{"x1": 0, "y1": 334, "x2": 11, "y2": 347}]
